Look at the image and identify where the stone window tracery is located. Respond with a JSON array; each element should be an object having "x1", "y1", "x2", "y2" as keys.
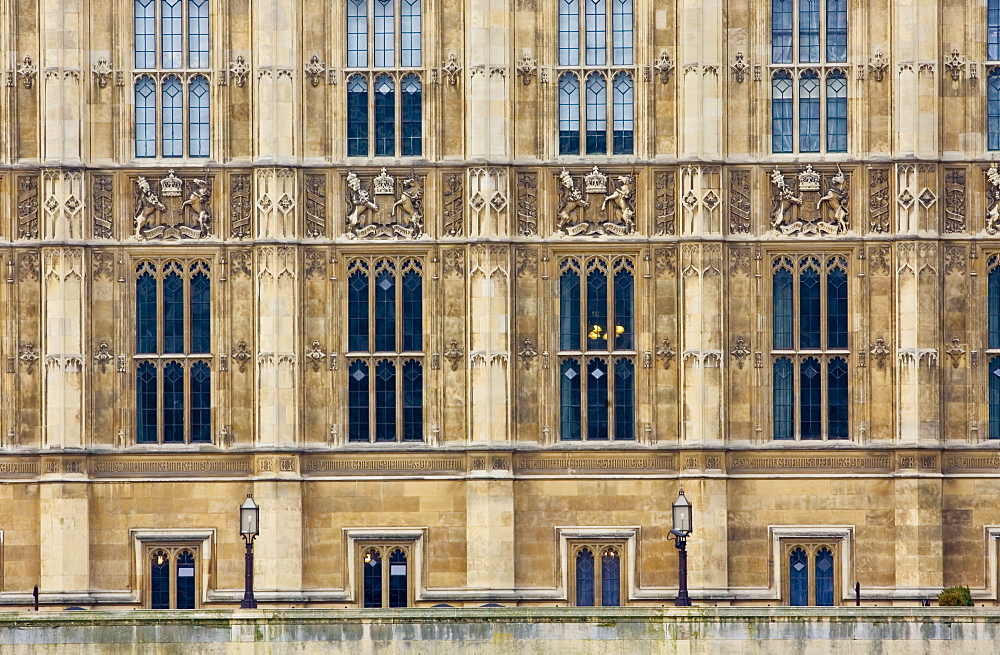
[
  {"x1": 347, "y1": 257, "x2": 424, "y2": 443},
  {"x1": 557, "y1": 0, "x2": 634, "y2": 155},
  {"x1": 345, "y1": 0, "x2": 423, "y2": 157},
  {"x1": 784, "y1": 542, "x2": 837, "y2": 606},
  {"x1": 133, "y1": 0, "x2": 211, "y2": 158},
  {"x1": 359, "y1": 544, "x2": 411, "y2": 608},
  {"x1": 134, "y1": 260, "x2": 212, "y2": 444},
  {"x1": 571, "y1": 543, "x2": 623, "y2": 606},
  {"x1": 148, "y1": 546, "x2": 198, "y2": 609},
  {"x1": 771, "y1": 255, "x2": 849, "y2": 441}
]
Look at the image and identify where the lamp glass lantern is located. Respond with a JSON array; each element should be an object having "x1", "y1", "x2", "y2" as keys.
[
  {"x1": 240, "y1": 495, "x2": 259, "y2": 539},
  {"x1": 671, "y1": 488, "x2": 692, "y2": 537}
]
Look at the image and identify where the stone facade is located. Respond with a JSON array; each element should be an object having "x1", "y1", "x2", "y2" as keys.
[{"x1": 0, "y1": 0, "x2": 997, "y2": 610}]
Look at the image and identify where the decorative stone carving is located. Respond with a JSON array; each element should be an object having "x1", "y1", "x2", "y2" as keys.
[
  {"x1": 443, "y1": 341, "x2": 463, "y2": 371},
  {"x1": 230, "y1": 174, "x2": 251, "y2": 239},
  {"x1": 229, "y1": 56, "x2": 250, "y2": 86},
  {"x1": 653, "y1": 51, "x2": 675, "y2": 82},
  {"x1": 304, "y1": 55, "x2": 325, "y2": 86},
  {"x1": 869, "y1": 51, "x2": 889, "y2": 81},
  {"x1": 232, "y1": 340, "x2": 251, "y2": 373},
  {"x1": 945, "y1": 338, "x2": 966, "y2": 368},
  {"x1": 18, "y1": 252, "x2": 39, "y2": 282},
  {"x1": 654, "y1": 248, "x2": 676, "y2": 276},
  {"x1": 16, "y1": 55, "x2": 37, "y2": 88},
  {"x1": 230, "y1": 250, "x2": 251, "y2": 278},
  {"x1": 94, "y1": 341, "x2": 114, "y2": 373},
  {"x1": 944, "y1": 50, "x2": 964, "y2": 81},
  {"x1": 515, "y1": 54, "x2": 536, "y2": 84},
  {"x1": 92, "y1": 58, "x2": 112, "y2": 88},
  {"x1": 770, "y1": 166, "x2": 849, "y2": 236},
  {"x1": 986, "y1": 164, "x2": 1000, "y2": 235},
  {"x1": 868, "y1": 245, "x2": 890, "y2": 276},
  {"x1": 442, "y1": 54, "x2": 461, "y2": 85},
  {"x1": 868, "y1": 168, "x2": 890, "y2": 233},
  {"x1": 729, "y1": 169, "x2": 751, "y2": 233},
  {"x1": 19, "y1": 343, "x2": 39, "y2": 374},
  {"x1": 92, "y1": 252, "x2": 114, "y2": 280},
  {"x1": 17, "y1": 174, "x2": 38, "y2": 240},
  {"x1": 92, "y1": 175, "x2": 113, "y2": 239},
  {"x1": 870, "y1": 338, "x2": 890, "y2": 368},
  {"x1": 516, "y1": 172, "x2": 538, "y2": 236},
  {"x1": 344, "y1": 169, "x2": 423, "y2": 239},
  {"x1": 443, "y1": 249, "x2": 464, "y2": 277},
  {"x1": 517, "y1": 339, "x2": 538, "y2": 369},
  {"x1": 305, "y1": 174, "x2": 326, "y2": 238},
  {"x1": 134, "y1": 172, "x2": 212, "y2": 240},
  {"x1": 305, "y1": 341, "x2": 326, "y2": 372},
  {"x1": 656, "y1": 339, "x2": 676, "y2": 370},
  {"x1": 515, "y1": 248, "x2": 537, "y2": 278},
  {"x1": 557, "y1": 168, "x2": 634, "y2": 236},
  {"x1": 654, "y1": 171, "x2": 676, "y2": 235},
  {"x1": 730, "y1": 52, "x2": 750, "y2": 83},
  {"x1": 443, "y1": 173, "x2": 463, "y2": 237},
  {"x1": 944, "y1": 245, "x2": 966, "y2": 275},
  {"x1": 304, "y1": 250, "x2": 327, "y2": 279},
  {"x1": 731, "y1": 337, "x2": 751, "y2": 369},
  {"x1": 255, "y1": 168, "x2": 297, "y2": 238},
  {"x1": 730, "y1": 246, "x2": 751, "y2": 276}
]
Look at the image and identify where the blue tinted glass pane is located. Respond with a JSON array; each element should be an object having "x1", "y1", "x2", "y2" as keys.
[
  {"x1": 826, "y1": 75, "x2": 847, "y2": 152},
  {"x1": 162, "y1": 76, "x2": 183, "y2": 157},
  {"x1": 161, "y1": 0, "x2": 182, "y2": 68},
  {"x1": 799, "y1": 0, "x2": 820, "y2": 62},
  {"x1": 612, "y1": 72, "x2": 634, "y2": 154},
  {"x1": 991, "y1": 357, "x2": 1000, "y2": 440},
  {"x1": 992, "y1": 0, "x2": 1000, "y2": 61},
  {"x1": 137, "y1": 363, "x2": 158, "y2": 443},
  {"x1": 388, "y1": 549, "x2": 408, "y2": 607},
  {"x1": 135, "y1": 0, "x2": 156, "y2": 68},
  {"x1": 375, "y1": 360, "x2": 396, "y2": 442},
  {"x1": 826, "y1": 0, "x2": 847, "y2": 62},
  {"x1": 401, "y1": 360, "x2": 422, "y2": 442},
  {"x1": 586, "y1": 269, "x2": 608, "y2": 351},
  {"x1": 826, "y1": 266, "x2": 847, "y2": 349},
  {"x1": 363, "y1": 550, "x2": 382, "y2": 607},
  {"x1": 576, "y1": 549, "x2": 595, "y2": 606},
  {"x1": 585, "y1": 0, "x2": 607, "y2": 66},
  {"x1": 991, "y1": 72, "x2": 1000, "y2": 151},
  {"x1": 190, "y1": 362, "x2": 211, "y2": 443},
  {"x1": 828, "y1": 357, "x2": 848, "y2": 440},
  {"x1": 374, "y1": 0, "x2": 394, "y2": 67},
  {"x1": 789, "y1": 548, "x2": 808, "y2": 606},
  {"x1": 800, "y1": 358, "x2": 822, "y2": 439},
  {"x1": 601, "y1": 551, "x2": 621, "y2": 606},
  {"x1": 587, "y1": 358, "x2": 609, "y2": 440},
  {"x1": 135, "y1": 77, "x2": 157, "y2": 157},
  {"x1": 190, "y1": 270, "x2": 210, "y2": 354},
  {"x1": 374, "y1": 269, "x2": 395, "y2": 352},
  {"x1": 188, "y1": 0, "x2": 209, "y2": 68},
  {"x1": 561, "y1": 359, "x2": 582, "y2": 440},
  {"x1": 151, "y1": 556, "x2": 170, "y2": 609},
  {"x1": 188, "y1": 76, "x2": 210, "y2": 157},
  {"x1": 374, "y1": 76, "x2": 395, "y2": 156},
  {"x1": 612, "y1": 0, "x2": 633, "y2": 65},
  {"x1": 559, "y1": 0, "x2": 580, "y2": 66},
  {"x1": 773, "y1": 267, "x2": 794, "y2": 349},
  {"x1": 349, "y1": 269, "x2": 370, "y2": 352},
  {"x1": 349, "y1": 360, "x2": 370, "y2": 442},
  {"x1": 347, "y1": 76, "x2": 369, "y2": 157},
  {"x1": 559, "y1": 74, "x2": 581, "y2": 155},
  {"x1": 799, "y1": 266, "x2": 821, "y2": 349},
  {"x1": 815, "y1": 548, "x2": 834, "y2": 606},
  {"x1": 176, "y1": 551, "x2": 195, "y2": 609},
  {"x1": 772, "y1": 0, "x2": 792, "y2": 63},
  {"x1": 613, "y1": 267, "x2": 633, "y2": 350},
  {"x1": 773, "y1": 358, "x2": 794, "y2": 440},
  {"x1": 163, "y1": 362, "x2": 184, "y2": 443},
  {"x1": 585, "y1": 74, "x2": 607, "y2": 155},
  {"x1": 799, "y1": 74, "x2": 820, "y2": 153},
  {"x1": 163, "y1": 272, "x2": 184, "y2": 353},
  {"x1": 614, "y1": 359, "x2": 635, "y2": 441},
  {"x1": 401, "y1": 269, "x2": 422, "y2": 351},
  {"x1": 772, "y1": 75, "x2": 793, "y2": 153},
  {"x1": 560, "y1": 270, "x2": 581, "y2": 350},
  {"x1": 137, "y1": 272, "x2": 157, "y2": 354},
  {"x1": 992, "y1": 267, "x2": 1000, "y2": 349},
  {"x1": 400, "y1": 0, "x2": 421, "y2": 67},
  {"x1": 401, "y1": 76, "x2": 422, "y2": 156},
  {"x1": 347, "y1": 0, "x2": 368, "y2": 67}
]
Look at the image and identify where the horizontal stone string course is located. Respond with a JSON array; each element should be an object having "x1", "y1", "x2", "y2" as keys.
[
  {"x1": 303, "y1": 458, "x2": 465, "y2": 473},
  {"x1": 729, "y1": 456, "x2": 892, "y2": 471},
  {"x1": 90, "y1": 459, "x2": 253, "y2": 474}
]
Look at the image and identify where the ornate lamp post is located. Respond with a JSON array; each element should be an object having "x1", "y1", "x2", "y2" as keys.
[
  {"x1": 239, "y1": 494, "x2": 259, "y2": 609},
  {"x1": 669, "y1": 488, "x2": 693, "y2": 607}
]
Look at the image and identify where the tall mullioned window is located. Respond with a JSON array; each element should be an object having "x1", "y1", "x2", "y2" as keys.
[
  {"x1": 989, "y1": 2, "x2": 1000, "y2": 149},
  {"x1": 558, "y1": 0, "x2": 635, "y2": 155},
  {"x1": 988, "y1": 257, "x2": 1000, "y2": 438},
  {"x1": 347, "y1": 258, "x2": 424, "y2": 443},
  {"x1": 134, "y1": 0, "x2": 211, "y2": 158},
  {"x1": 559, "y1": 257, "x2": 635, "y2": 441},
  {"x1": 135, "y1": 261, "x2": 211, "y2": 444},
  {"x1": 346, "y1": 0, "x2": 423, "y2": 157},
  {"x1": 770, "y1": 0, "x2": 847, "y2": 153},
  {"x1": 772, "y1": 255, "x2": 848, "y2": 440}
]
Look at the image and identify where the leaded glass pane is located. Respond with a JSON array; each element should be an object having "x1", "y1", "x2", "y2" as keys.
[
  {"x1": 613, "y1": 266, "x2": 633, "y2": 350},
  {"x1": 190, "y1": 362, "x2": 211, "y2": 443},
  {"x1": 400, "y1": 75, "x2": 422, "y2": 157},
  {"x1": 401, "y1": 268, "x2": 422, "y2": 351},
  {"x1": 800, "y1": 357, "x2": 822, "y2": 439},
  {"x1": 163, "y1": 362, "x2": 184, "y2": 443},
  {"x1": 374, "y1": 0, "x2": 395, "y2": 68},
  {"x1": 401, "y1": 360, "x2": 422, "y2": 442},
  {"x1": 826, "y1": 0, "x2": 848, "y2": 62},
  {"x1": 990, "y1": 71, "x2": 1000, "y2": 151},
  {"x1": 559, "y1": 74, "x2": 581, "y2": 155},
  {"x1": 601, "y1": 550, "x2": 621, "y2": 606},
  {"x1": 559, "y1": 0, "x2": 580, "y2": 66},
  {"x1": 374, "y1": 269, "x2": 395, "y2": 352},
  {"x1": 163, "y1": 271, "x2": 184, "y2": 353},
  {"x1": 176, "y1": 550, "x2": 195, "y2": 609},
  {"x1": 162, "y1": 0, "x2": 183, "y2": 69},
  {"x1": 826, "y1": 72, "x2": 847, "y2": 153},
  {"x1": 375, "y1": 359, "x2": 396, "y2": 442},
  {"x1": 815, "y1": 548, "x2": 834, "y2": 606},
  {"x1": 135, "y1": 0, "x2": 156, "y2": 68},
  {"x1": 347, "y1": 0, "x2": 369, "y2": 68},
  {"x1": 612, "y1": 0, "x2": 633, "y2": 65},
  {"x1": 575, "y1": 549, "x2": 595, "y2": 606},
  {"x1": 826, "y1": 264, "x2": 847, "y2": 349},
  {"x1": 374, "y1": 75, "x2": 395, "y2": 156},
  {"x1": 190, "y1": 269, "x2": 210, "y2": 353},
  {"x1": 992, "y1": 0, "x2": 1000, "y2": 61},
  {"x1": 799, "y1": 72, "x2": 820, "y2": 153},
  {"x1": 587, "y1": 358, "x2": 609, "y2": 440},
  {"x1": 991, "y1": 265, "x2": 1000, "y2": 349},
  {"x1": 612, "y1": 72, "x2": 633, "y2": 155},
  {"x1": 349, "y1": 360, "x2": 370, "y2": 442},
  {"x1": 614, "y1": 359, "x2": 634, "y2": 440},
  {"x1": 560, "y1": 269, "x2": 581, "y2": 351},
  {"x1": 799, "y1": 0, "x2": 820, "y2": 63},
  {"x1": 388, "y1": 549, "x2": 408, "y2": 607},
  {"x1": 188, "y1": 0, "x2": 209, "y2": 68},
  {"x1": 772, "y1": 73, "x2": 793, "y2": 153},
  {"x1": 135, "y1": 76, "x2": 157, "y2": 158},
  {"x1": 773, "y1": 265, "x2": 794, "y2": 349},
  {"x1": 799, "y1": 264, "x2": 821, "y2": 349},
  {"x1": 991, "y1": 356, "x2": 1000, "y2": 440},
  {"x1": 401, "y1": 0, "x2": 421, "y2": 67},
  {"x1": 137, "y1": 362, "x2": 158, "y2": 443},
  {"x1": 151, "y1": 552, "x2": 170, "y2": 609},
  {"x1": 772, "y1": 0, "x2": 793, "y2": 63},
  {"x1": 162, "y1": 76, "x2": 184, "y2": 157},
  {"x1": 349, "y1": 269, "x2": 370, "y2": 352},
  {"x1": 828, "y1": 357, "x2": 848, "y2": 440},
  {"x1": 137, "y1": 271, "x2": 157, "y2": 354},
  {"x1": 561, "y1": 359, "x2": 582, "y2": 440},
  {"x1": 586, "y1": 267, "x2": 608, "y2": 350},
  {"x1": 585, "y1": 73, "x2": 607, "y2": 155},
  {"x1": 363, "y1": 550, "x2": 383, "y2": 608},
  {"x1": 789, "y1": 547, "x2": 808, "y2": 606},
  {"x1": 347, "y1": 76, "x2": 369, "y2": 157},
  {"x1": 188, "y1": 76, "x2": 210, "y2": 158},
  {"x1": 773, "y1": 358, "x2": 794, "y2": 440},
  {"x1": 585, "y1": 0, "x2": 607, "y2": 66}
]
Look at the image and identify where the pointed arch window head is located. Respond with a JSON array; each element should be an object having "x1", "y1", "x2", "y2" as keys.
[
  {"x1": 360, "y1": 544, "x2": 412, "y2": 608},
  {"x1": 785, "y1": 542, "x2": 838, "y2": 606},
  {"x1": 798, "y1": 71, "x2": 820, "y2": 153}
]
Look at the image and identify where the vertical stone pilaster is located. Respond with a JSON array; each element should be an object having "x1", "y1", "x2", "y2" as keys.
[
  {"x1": 255, "y1": 245, "x2": 298, "y2": 446},
  {"x1": 465, "y1": 475, "x2": 514, "y2": 591},
  {"x1": 253, "y1": 0, "x2": 298, "y2": 161},
  {"x1": 677, "y1": 0, "x2": 722, "y2": 159},
  {"x1": 893, "y1": 477, "x2": 943, "y2": 591},
  {"x1": 41, "y1": 248, "x2": 84, "y2": 449},
  {"x1": 468, "y1": 245, "x2": 510, "y2": 444},
  {"x1": 465, "y1": 0, "x2": 508, "y2": 160},
  {"x1": 252, "y1": 478, "x2": 304, "y2": 593},
  {"x1": 680, "y1": 244, "x2": 723, "y2": 444},
  {"x1": 39, "y1": 482, "x2": 89, "y2": 595},
  {"x1": 39, "y1": 0, "x2": 83, "y2": 164}
]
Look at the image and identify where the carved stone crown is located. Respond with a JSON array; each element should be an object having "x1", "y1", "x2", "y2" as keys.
[
  {"x1": 989, "y1": 163, "x2": 1000, "y2": 189},
  {"x1": 584, "y1": 166, "x2": 607, "y2": 194},
  {"x1": 160, "y1": 170, "x2": 183, "y2": 198},
  {"x1": 373, "y1": 167, "x2": 395, "y2": 195},
  {"x1": 798, "y1": 165, "x2": 821, "y2": 192}
]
